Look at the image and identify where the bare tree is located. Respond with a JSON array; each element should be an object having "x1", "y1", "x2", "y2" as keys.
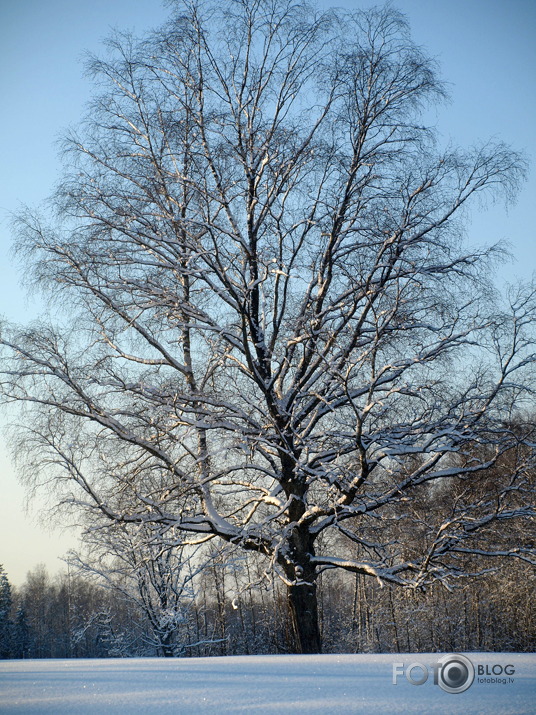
[
  {"x1": 67, "y1": 523, "x2": 207, "y2": 657},
  {"x1": 1, "y1": 0, "x2": 535, "y2": 653}
]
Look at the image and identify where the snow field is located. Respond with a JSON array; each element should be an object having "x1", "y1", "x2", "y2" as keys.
[{"x1": 0, "y1": 652, "x2": 535, "y2": 714}]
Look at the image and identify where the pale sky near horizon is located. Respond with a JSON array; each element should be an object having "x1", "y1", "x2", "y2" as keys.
[{"x1": 1, "y1": 0, "x2": 535, "y2": 587}]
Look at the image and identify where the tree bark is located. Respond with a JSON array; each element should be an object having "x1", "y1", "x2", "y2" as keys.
[{"x1": 287, "y1": 580, "x2": 322, "y2": 654}]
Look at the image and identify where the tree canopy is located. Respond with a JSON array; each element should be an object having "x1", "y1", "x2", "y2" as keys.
[{"x1": 1, "y1": 0, "x2": 535, "y2": 653}]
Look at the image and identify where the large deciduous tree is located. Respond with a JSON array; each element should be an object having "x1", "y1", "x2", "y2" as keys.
[{"x1": 1, "y1": 0, "x2": 535, "y2": 653}]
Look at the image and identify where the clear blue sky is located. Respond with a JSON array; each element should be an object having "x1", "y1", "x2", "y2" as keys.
[{"x1": 1, "y1": 0, "x2": 535, "y2": 586}]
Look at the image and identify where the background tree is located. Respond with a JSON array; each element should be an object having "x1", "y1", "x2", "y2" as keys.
[
  {"x1": 1, "y1": 0, "x2": 534, "y2": 653},
  {"x1": 68, "y1": 522, "x2": 208, "y2": 657},
  {"x1": 19, "y1": 565, "x2": 57, "y2": 658},
  {"x1": 0, "y1": 564, "x2": 13, "y2": 658},
  {"x1": 12, "y1": 605, "x2": 32, "y2": 659}
]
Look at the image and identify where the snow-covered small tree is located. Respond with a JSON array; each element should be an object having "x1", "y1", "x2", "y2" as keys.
[
  {"x1": 1, "y1": 0, "x2": 535, "y2": 653},
  {"x1": 68, "y1": 522, "x2": 206, "y2": 657}
]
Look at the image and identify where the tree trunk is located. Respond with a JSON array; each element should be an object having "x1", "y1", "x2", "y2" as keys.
[
  {"x1": 161, "y1": 641, "x2": 175, "y2": 657},
  {"x1": 160, "y1": 631, "x2": 175, "y2": 657},
  {"x1": 287, "y1": 580, "x2": 322, "y2": 654}
]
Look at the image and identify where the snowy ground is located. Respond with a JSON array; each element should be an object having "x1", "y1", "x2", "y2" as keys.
[{"x1": 0, "y1": 653, "x2": 534, "y2": 714}]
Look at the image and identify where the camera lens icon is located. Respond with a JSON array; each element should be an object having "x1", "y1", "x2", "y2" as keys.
[{"x1": 436, "y1": 654, "x2": 475, "y2": 694}]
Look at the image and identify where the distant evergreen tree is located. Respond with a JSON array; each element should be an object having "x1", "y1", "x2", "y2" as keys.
[
  {"x1": 12, "y1": 605, "x2": 32, "y2": 659},
  {"x1": 0, "y1": 564, "x2": 13, "y2": 658}
]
